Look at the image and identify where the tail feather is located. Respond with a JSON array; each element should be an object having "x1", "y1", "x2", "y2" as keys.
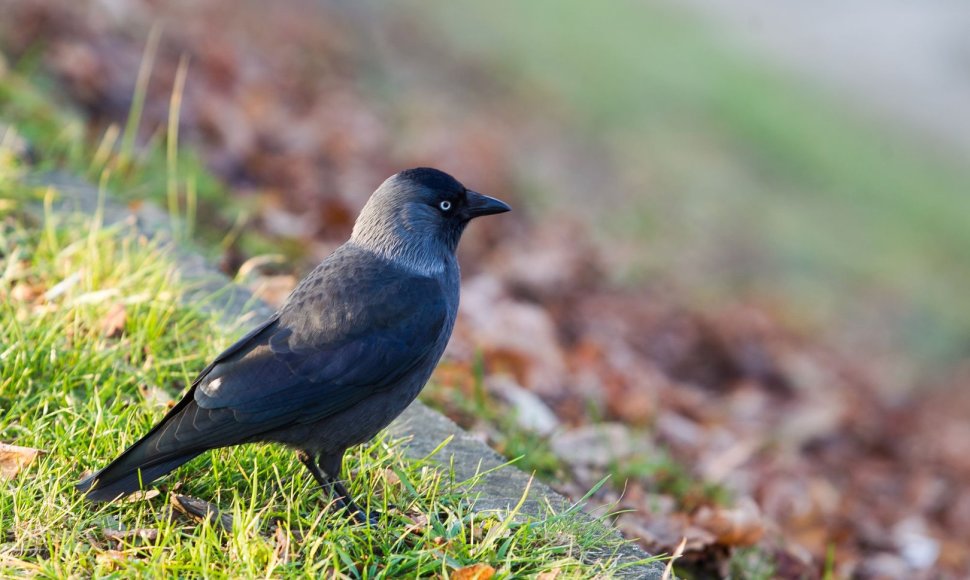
[
  {"x1": 76, "y1": 392, "x2": 206, "y2": 502},
  {"x1": 76, "y1": 313, "x2": 284, "y2": 503},
  {"x1": 76, "y1": 451, "x2": 202, "y2": 502}
]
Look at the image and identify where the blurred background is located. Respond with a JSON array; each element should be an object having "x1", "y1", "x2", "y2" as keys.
[{"x1": 2, "y1": 0, "x2": 969, "y2": 577}]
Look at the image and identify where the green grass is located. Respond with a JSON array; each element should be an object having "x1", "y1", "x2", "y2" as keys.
[
  {"x1": 414, "y1": 0, "x2": 970, "y2": 365},
  {"x1": 0, "y1": 154, "x2": 645, "y2": 578}
]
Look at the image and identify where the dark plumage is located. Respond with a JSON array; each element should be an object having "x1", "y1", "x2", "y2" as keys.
[{"x1": 76, "y1": 168, "x2": 510, "y2": 522}]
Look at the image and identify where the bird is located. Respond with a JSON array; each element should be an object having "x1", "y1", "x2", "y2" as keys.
[{"x1": 76, "y1": 167, "x2": 510, "y2": 524}]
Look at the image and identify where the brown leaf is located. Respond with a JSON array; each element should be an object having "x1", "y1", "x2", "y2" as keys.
[
  {"x1": 138, "y1": 384, "x2": 173, "y2": 408},
  {"x1": 536, "y1": 569, "x2": 561, "y2": 580},
  {"x1": 457, "y1": 276, "x2": 567, "y2": 395},
  {"x1": 273, "y1": 521, "x2": 290, "y2": 565},
  {"x1": 404, "y1": 511, "x2": 429, "y2": 534},
  {"x1": 101, "y1": 303, "x2": 127, "y2": 338},
  {"x1": 171, "y1": 494, "x2": 233, "y2": 532},
  {"x1": 0, "y1": 443, "x2": 44, "y2": 479},
  {"x1": 95, "y1": 549, "x2": 129, "y2": 570},
  {"x1": 383, "y1": 467, "x2": 401, "y2": 487},
  {"x1": 103, "y1": 528, "x2": 159, "y2": 543},
  {"x1": 452, "y1": 563, "x2": 495, "y2": 580},
  {"x1": 693, "y1": 498, "x2": 764, "y2": 546},
  {"x1": 122, "y1": 489, "x2": 161, "y2": 503},
  {"x1": 619, "y1": 513, "x2": 716, "y2": 554},
  {"x1": 10, "y1": 282, "x2": 41, "y2": 303}
]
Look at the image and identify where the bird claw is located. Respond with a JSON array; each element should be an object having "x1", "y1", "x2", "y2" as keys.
[
  {"x1": 366, "y1": 510, "x2": 381, "y2": 526},
  {"x1": 345, "y1": 505, "x2": 380, "y2": 526}
]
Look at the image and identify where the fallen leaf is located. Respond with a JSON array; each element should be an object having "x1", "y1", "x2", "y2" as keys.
[
  {"x1": 0, "y1": 443, "x2": 44, "y2": 479},
  {"x1": 383, "y1": 467, "x2": 401, "y2": 487},
  {"x1": 693, "y1": 497, "x2": 764, "y2": 546},
  {"x1": 103, "y1": 528, "x2": 159, "y2": 543},
  {"x1": 171, "y1": 494, "x2": 233, "y2": 532},
  {"x1": 138, "y1": 384, "x2": 173, "y2": 408},
  {"x1": 550, "y1": 423, "x2": 654, "y2": 469},
  {"x1": 457, "y1": 275, "x2": 567, "y2": 395},
  {"x1": 10, "y1": 282, "x2": 42, "y2": 303},
  {"x1": 101, "y1": 303, "x2": 127, "y2": 338},
  {"x1": 122, "y1": 489, "x2": 160, "y2": 503},
  {"x1": 536, "y1": 569, "x2": 561, "y2": 580},
  {"x1": 452, "y1": 563, "x2": 495, "y2": 580},
  {"x1": 403, "y1": 511, "x2": 429, "y2": 537},
  {"x1": 95, "y1": 549, "x2": 128, "y2": 570},
  {"x1": 487, "y1": 374, "x2": 560, "y2": 436},
  {"x1": 273, "y1": 521, "x2": 290, "y2": 565}
]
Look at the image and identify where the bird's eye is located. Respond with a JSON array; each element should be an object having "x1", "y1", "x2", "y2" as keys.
[{"x1": 439, "y1": 200, "x2": 452, "y2": 212}]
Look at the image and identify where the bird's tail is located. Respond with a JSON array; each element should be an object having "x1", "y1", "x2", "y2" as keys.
[
  {"x1": 76, "y1": 447, "x2": 203, "y2": 502},
  {"x1": 76, "y1": 398, "x2": 205, "y2": 502}
]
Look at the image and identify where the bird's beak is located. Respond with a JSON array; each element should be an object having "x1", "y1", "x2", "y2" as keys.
[{"x1": 464, "y1": 190, "x2": 511, "y2": 219}]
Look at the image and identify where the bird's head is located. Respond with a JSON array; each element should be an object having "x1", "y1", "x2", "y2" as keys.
[{"x1": 351, "y1": 168, "x2": 510, "y2": 274}]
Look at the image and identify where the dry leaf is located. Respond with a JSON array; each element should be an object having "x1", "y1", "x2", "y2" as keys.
[
  {"x1": 693, "y1": 498, "x2": 764, "y2": 546},
  {"x1": 95, "y1": 549, "x2": 128, "y2": 570},
  {"x1": 273, "y1": 521, "x2": 290, "y2": 565},
  {"x1": 138, "y1": 384, "x2": 173, "y2": 408},
  {"x1": 452, "y1": 563, "x2": 495, "y2": 580},
  {"x1": 103, "y1": 528, "x2": 159, "y2": 543},
  {"x1": 101, "y1": 303, "x2": 127, "y2": 338},
  {"x1": 383, "y1": 467, "x2": 401, "y2": 487},
  {"x1": 10, "y1": 283, "x2": 42, "y2": 302},
  {"x1": 536, "y1": 569, "x2": 561, "y2": 580},
  {"x1": 171, "y1": 494, "x2": 233, "y2": 532},
  {"x1": 0, "y1": 443, "x2": 44, "y2": 479},
  {"x1": 122, "y1": 489, "x2": 160, "y2": 503},
  {"x1": 402, "y1": 512, "x2": 429, "y2": 537}
]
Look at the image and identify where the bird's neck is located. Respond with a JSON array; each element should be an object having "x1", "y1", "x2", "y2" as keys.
[{"x1": 350, "y1": 227, "x2": 455, "y2": 277}]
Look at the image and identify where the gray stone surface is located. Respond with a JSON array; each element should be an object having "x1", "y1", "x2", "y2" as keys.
[{"x1": 24, "y1": 171, "x2": 664, "y2": 578}]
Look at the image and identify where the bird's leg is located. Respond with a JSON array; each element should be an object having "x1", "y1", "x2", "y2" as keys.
[
  {"x1": 318, "y1": 458, "x2": 378, "y2": 526},
  {"x1": 297, "y1": 451, "x2": 373, "y2": 525},
  {"x1": 324, "y1": 477, "x2": 374, "y2": 525},
  {"x1": 297, "y1": 451, "x2": 338, "y2": 497}
]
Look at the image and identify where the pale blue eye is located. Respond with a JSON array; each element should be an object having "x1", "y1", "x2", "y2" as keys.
[{"x1": 439, "y1": 200, "x2": 452, "y2": 211}]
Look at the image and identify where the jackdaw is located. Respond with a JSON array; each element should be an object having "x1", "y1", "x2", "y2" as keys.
[{"x1": 76, "y1": 167, "x2": 510, "y2": 523}]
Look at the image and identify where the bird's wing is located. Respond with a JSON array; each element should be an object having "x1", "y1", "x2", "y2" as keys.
[{"x1": 150, "y1": 262, "x2": 448, "y2": 453}]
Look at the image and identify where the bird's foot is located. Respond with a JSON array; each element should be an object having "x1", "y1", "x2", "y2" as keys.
[
  {"x1": 366, "y1": 509, "x2": 381, "y2": 527},
  {"x1": 344, "y1": 503, "x2": 381, "y2": 526}
]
